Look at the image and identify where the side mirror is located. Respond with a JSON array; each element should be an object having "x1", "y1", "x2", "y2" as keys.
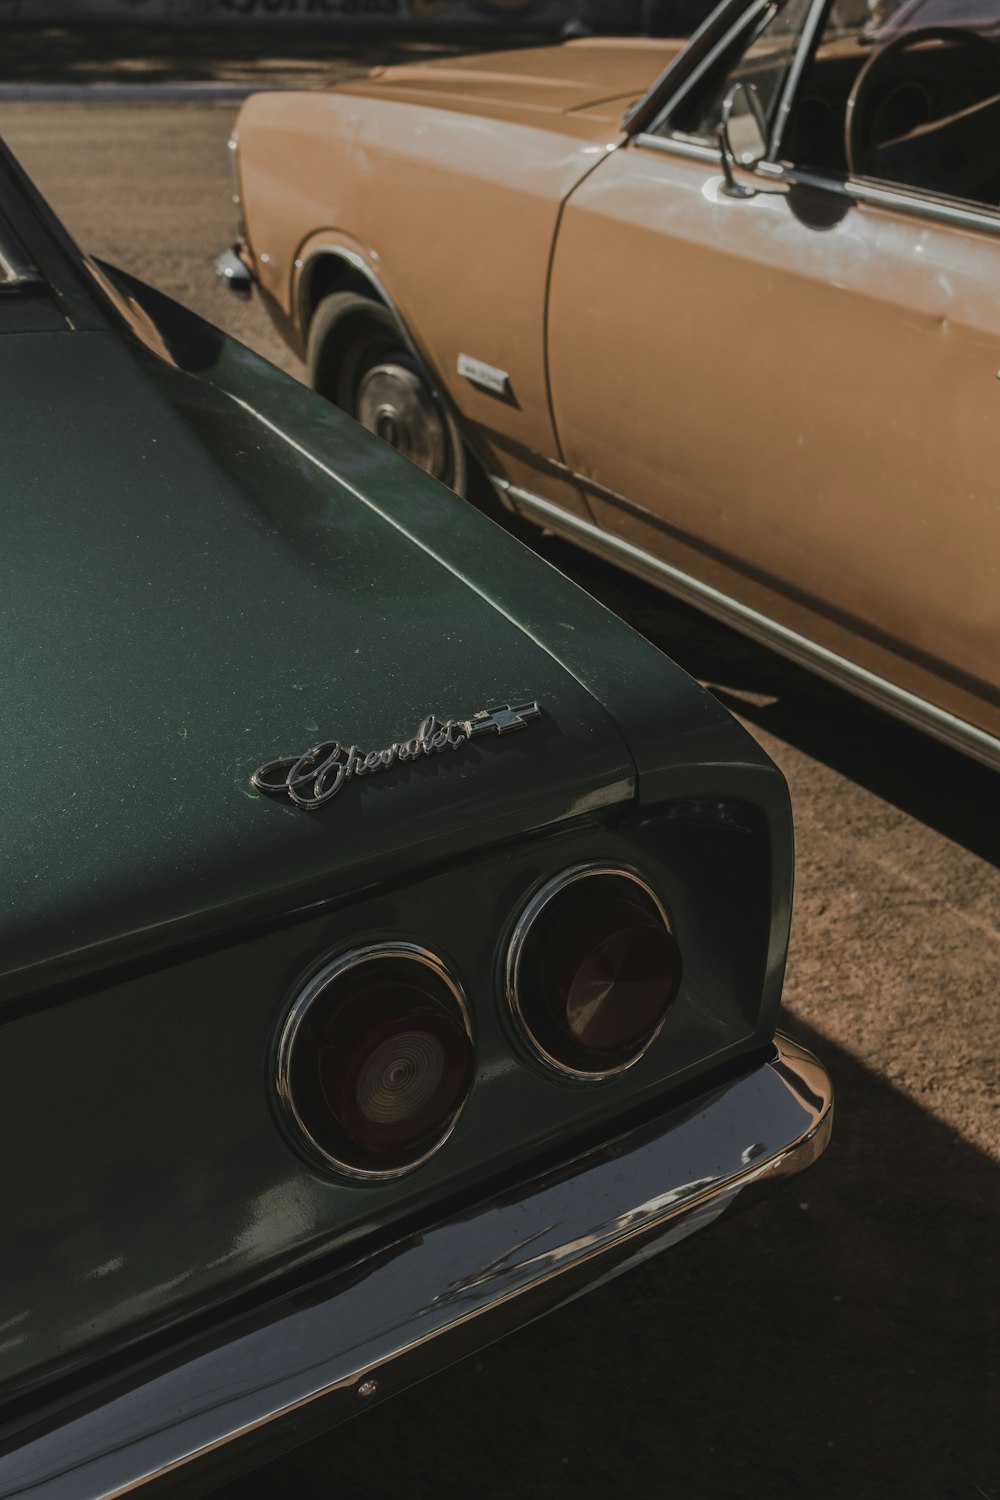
[{"x1": 716, "y1": 81, "x2": 773, "y2": 198}]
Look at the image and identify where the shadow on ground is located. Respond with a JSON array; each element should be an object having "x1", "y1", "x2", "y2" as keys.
[
  {"x1": 213, "y1": 1016, "x2": 998, "y2": 1499},
  {"x1": 536, "y1": 537, "x2": 1000, "y2": 869}
]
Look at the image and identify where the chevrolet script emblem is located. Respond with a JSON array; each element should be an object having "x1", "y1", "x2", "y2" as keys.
[{"x1": 252, "y1": 702, "x2": 543, "y2": 809}]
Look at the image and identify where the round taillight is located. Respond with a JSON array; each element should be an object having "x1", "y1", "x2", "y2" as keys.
[
  {"x1": 506, "y1": 866, "x2": 681, "y2": 1080},
  {"x1": 276, "y1": 945, "x2": 474, "y2": 1179}
]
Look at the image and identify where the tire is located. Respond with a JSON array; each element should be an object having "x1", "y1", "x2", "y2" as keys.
[{"x1": 306, "y1": 291, "x2": 468, "y2": 497}]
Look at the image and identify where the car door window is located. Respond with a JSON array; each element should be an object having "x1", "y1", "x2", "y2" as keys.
[
  {"x1": 785, "y1": 2, "x2": 1000, "y2": 207},
  {"x1": 651, "y1": 0, "x2": 1000, "y2": 214}
]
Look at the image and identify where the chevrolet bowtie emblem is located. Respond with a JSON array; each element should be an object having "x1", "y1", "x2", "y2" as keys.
[
  {"x1": 466, "y1": 703, "x2": 542, "y2": 736},
  {"x1": 252, "y1": 702, "x2": 542, "y2": 809}
]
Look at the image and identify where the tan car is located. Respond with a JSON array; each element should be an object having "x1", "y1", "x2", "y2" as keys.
[{"x1": 221, "y1": 0, "x2": 1000, "y2": 770}]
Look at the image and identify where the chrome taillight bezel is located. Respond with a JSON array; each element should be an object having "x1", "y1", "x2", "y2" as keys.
[
  {"x1": 275, "y1": 942, "x2": 474, "y2": 1182},
  {"x1": 505, "y1": 863, "x2": 679, "y2": 1083}
]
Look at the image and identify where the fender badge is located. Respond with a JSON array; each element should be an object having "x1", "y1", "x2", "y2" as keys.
[
  {"x1": 457, "y1": 353, "x2": 510, "y2": 397},
  {"x1": 253, "y1": 702, "x2": 542, "y2": 810}
]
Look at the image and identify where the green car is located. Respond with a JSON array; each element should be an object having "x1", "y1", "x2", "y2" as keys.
[{"x1": 0, "y1": 140, "x2": 831, "y2": 1498}]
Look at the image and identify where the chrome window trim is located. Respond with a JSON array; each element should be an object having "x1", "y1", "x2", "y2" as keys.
[
  {"x1": 505, "y1": 863, "x2": 677, "y2": 1084},
  {"x1": 647, "y1": 0, "x2": 829, "y2": 162},
  {"x1": 632, "y1": 131, "x2": 721, "y2": 164},
  {"x1": 769, "y1": 0, "x2": 832, "y2": 158},
  {"x1": 275, "y1": 941, "x2": 474, "y2": 1182},
  {"x1": 841, "y1": 173, "x2": 1000, "y2": 237},
  {"x1": 645, "y1": 0, "x2": 775, "y2": 140},
  {"x1": 623, "y1": 0, "x2": 760, "y2": 138},
  {"x1": 630, "y1": 133, "x2": 1000, "y2": 238},
  {"x1": 494, "y1": 480, "x2": 1000, "y2": 774},
  {"x1": 0, "y1": 221, "x2": 40, "y2": 287},
  {"x1": 773, "y1": 162, "x2": 1000, "y2": 236}
]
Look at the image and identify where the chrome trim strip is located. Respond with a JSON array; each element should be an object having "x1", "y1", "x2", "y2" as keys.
[
  {"x1": 844, "y1": 175, "x2": 1000, "y2": 237},
  {"x1": 275, "y1": 942, "x2": 474, "y2": 1182},
  {"x1": 0, "y1": 1037, "x2": 831, "y2": 1500},
  {"x1": 498, "y1": 481, "x2": 1000, "y2": 772},
  {"x1": 633, "y1": 131, "x2": 721, "y2": 164},
  {"x1": 506, "y1": 864, "x2": 676, "y2": 1083}
]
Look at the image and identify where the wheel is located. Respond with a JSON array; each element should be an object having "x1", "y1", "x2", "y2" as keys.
[{"x1": 306, "y1": 291, "x2": 467, "y2": 496}]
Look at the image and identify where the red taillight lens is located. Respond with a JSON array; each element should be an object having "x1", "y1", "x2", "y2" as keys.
[
  {"x1": 277, "y1": 948, "x2": 474, "y2": 1178},
  {"x1": 508, "y1": 868, "x2": 681, "y2": 1079}
]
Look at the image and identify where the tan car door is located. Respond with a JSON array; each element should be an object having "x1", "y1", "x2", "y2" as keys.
[{"x1": 544, "y1": 7, "x2": 1000, "y2": 744}]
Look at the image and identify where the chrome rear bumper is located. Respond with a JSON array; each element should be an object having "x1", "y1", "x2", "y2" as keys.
[{"x1": 0, "y1": 1035, "x2": 831, "y2": 1499}]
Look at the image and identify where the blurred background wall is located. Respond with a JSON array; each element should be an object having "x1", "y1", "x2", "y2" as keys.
[{"x1": 0, "y1": 0, "x2": 714, "y2": 29}]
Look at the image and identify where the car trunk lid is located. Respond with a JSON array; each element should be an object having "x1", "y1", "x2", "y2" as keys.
[{"x1": 0, "y1": 328, "x2": 637, "y2": 1003}]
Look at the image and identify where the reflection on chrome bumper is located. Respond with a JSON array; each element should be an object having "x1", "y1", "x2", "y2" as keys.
[
  {"x1": 213, "y1": 244, "x2": 253, "y2": 297},
  {"x1": 0, "y1": 1036, "x2": 831, "y2": 1499}
]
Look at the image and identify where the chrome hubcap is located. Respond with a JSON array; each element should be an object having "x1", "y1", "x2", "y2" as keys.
[{"x1": 356, "y1": 362, "x2": 447, "y2": 478}]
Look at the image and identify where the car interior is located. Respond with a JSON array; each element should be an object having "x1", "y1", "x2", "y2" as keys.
[{"x1": 665, "y1": 0, "x2": 1000, "y2": 209}]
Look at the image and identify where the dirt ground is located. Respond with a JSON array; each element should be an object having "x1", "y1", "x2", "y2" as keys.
[{"x1": 1, "y1": 70, "x2": 997, "y2": 1500}]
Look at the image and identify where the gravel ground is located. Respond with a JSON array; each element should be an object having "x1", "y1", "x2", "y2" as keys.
[{"x1": 2, "y1": 90, "x2": 997, "y2": 1500}]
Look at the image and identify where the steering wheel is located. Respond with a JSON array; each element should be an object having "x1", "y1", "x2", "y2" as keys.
[{"x1": 845, "y1": 25, "x2": 1000, "y2": 178}]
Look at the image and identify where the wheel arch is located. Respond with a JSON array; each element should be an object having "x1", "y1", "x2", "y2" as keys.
[
  {"x1": 295, "y1": 243, "x2": 511, "y2": 520},
  {"x1": 297, "y1": 244, "x2": 418, "y2": 359}
]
